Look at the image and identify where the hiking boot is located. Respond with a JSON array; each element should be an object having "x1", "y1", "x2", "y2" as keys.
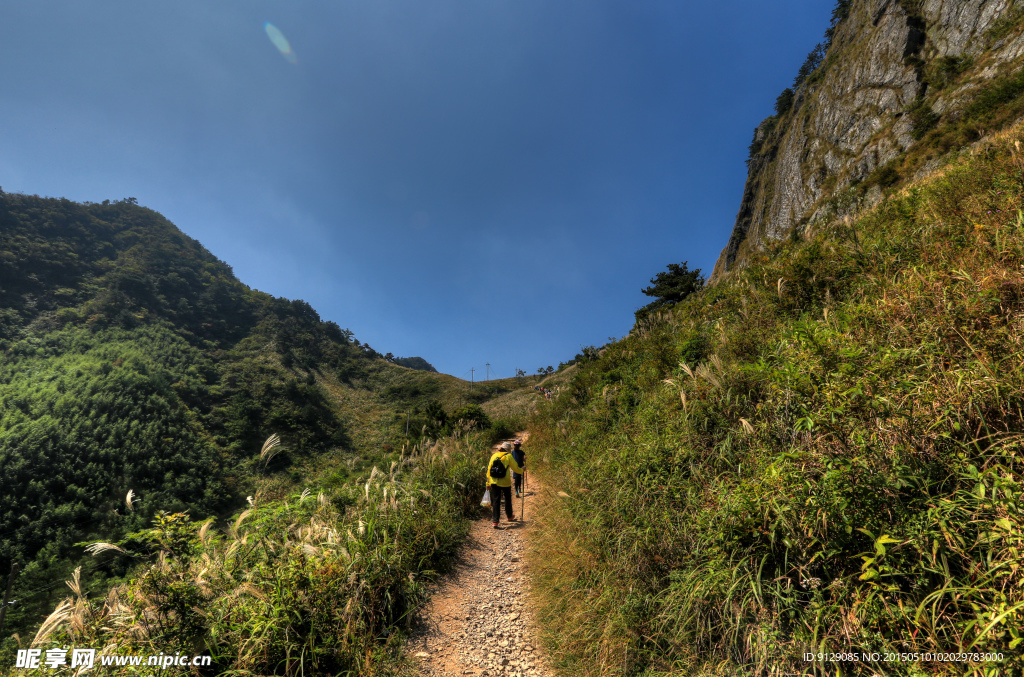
[
  {"x1": 508, "y1": 516, "x2": 518, "y2": 522},
  {"x1": 493, "y1": 522, "x2": 500, "y2": 529}
]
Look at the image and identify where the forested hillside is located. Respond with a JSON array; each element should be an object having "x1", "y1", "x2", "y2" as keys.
[
  {"x1": 0, "y1": 191, "x2": 376, "y2": 637},
  {"x1": 0, "y1": 191, "x2": 521, "y2": 647}
]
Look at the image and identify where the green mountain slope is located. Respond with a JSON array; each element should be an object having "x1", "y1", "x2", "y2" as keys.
[
  {"x1": 0, "y1": 192, "x2": 370, "y2": 635},
  {"x1": 0, "y1": 191, "x2": 508, "y2": 643},
  {"x1": 527, "y1": 126, "x2": 1024, "y2": 675}
]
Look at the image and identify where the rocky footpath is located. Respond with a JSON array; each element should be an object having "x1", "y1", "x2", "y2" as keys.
[{"x1": 406, "y1": 473, "x2": 551, "y2": 677}]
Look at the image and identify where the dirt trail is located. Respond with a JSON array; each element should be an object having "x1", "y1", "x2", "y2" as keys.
[{"x1": 406, "y1": 435, "x2": 552, "y2": 677}]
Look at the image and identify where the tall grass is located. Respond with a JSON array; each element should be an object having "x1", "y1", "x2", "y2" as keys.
[
  {"x1": 528, "y1": 129, "x2": 1024, "y2": 675},
  {"x1": 17, "y1": 433, "x2": 488, "y2": 675}
]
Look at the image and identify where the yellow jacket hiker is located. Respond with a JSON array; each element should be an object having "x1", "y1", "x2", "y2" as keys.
[
  {"x1": 486, "y1": 441, "x2": 524, "y2": 528},
  {"x1": 486, "y1": 448, "x2": 524, "y2": 487}
]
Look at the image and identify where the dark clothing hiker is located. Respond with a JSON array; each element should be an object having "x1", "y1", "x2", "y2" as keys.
[{"x1": 511, "y1": 440, "x2": 526, "y2": 497}]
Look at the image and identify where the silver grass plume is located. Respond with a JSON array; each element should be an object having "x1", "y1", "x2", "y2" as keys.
[
  {"x1": 260, "y1": 434, "x2": 282, "y2": 468},
  {"x1": 32, "y1": 601, "x2": 72, "y2": 648},
  {"x1": 85, "y1": 543, "x2": 126, "y2": 556}
]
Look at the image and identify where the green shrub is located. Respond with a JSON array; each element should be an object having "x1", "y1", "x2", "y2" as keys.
[
  {"x1": 986, "y1": 6, "x2": 1024, "y2": 43},
  {"x1": 635, "y1": 261, "x2": 705, "y2": 323},
  {"x1": 678, "y1": 331, "x2": 708, "y2": 366},
  {"x1": 927, "y1": 55, "x2": 973, "y2": 90},
  {"x1": 486, "y1": 419, "x2": 518, "y2": 446},
  {"x1": 793, "y1": 43, "x2": 825, "y2": 88},
  {"x1": 747, "y1": 116, "x2": 778, "y2": 164},
  {"x1": 450, "y1": 403, "x2": 490, "y2": 430},
  {"x1": 967, "y1": 67, "x2": 1024, "y2": 121},
  {"x1": 773, "y1": 88, "x2": 794, "y2": 116},
  {"x1": 862, "y1": 161, "x2": 900, "y2": 189}
]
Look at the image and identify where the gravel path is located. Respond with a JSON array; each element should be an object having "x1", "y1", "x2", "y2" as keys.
[{"x1": 406, "y1": 440, "x2": 551, "y2": 677}]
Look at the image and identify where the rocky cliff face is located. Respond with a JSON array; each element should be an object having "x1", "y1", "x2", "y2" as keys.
[{"x1": 712, "y1": 0, "x2": 1024, "y2": 281}]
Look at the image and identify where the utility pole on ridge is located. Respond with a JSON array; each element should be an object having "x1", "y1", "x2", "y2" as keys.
[{"x1": 486, "y1": 363, "x2": 490, "y2": 381}]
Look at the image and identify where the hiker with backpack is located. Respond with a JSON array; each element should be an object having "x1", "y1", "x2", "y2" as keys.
[
  {"x1": 486, "y1": 441, "x2": 524, "y2": 529},
  {"x1": 511, "y1": 438, "x2": 526, "y2": 498}
]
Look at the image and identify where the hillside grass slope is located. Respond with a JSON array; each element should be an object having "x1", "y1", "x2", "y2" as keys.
[{"x1": 527, "y1": 128, "x2": 1024, "y2": 675}]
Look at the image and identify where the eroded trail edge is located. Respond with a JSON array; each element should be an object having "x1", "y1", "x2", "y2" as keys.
[{"x1": 406, "y1": 440, "x2": 552, "y2": 677}]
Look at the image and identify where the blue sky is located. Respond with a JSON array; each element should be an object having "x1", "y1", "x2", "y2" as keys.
[{"x1": 1, "y1": 1, "x2": 833, "y2": 377}]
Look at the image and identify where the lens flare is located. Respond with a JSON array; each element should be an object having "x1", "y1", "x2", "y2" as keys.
[{"x1": 264, "y1": 22, "x2": 297, "y2": 64}]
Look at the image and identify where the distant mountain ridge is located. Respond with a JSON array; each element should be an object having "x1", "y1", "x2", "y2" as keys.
[{"x1": 393, "y1": 356, "x2": 438, "y2": 372}]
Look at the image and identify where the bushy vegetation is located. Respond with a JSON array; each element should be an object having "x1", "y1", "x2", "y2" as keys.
[
  {"x1": 449, "y1": 404, "x2": 491, "y2": 432},
  {"x1": 486, "y1": 418, "x2": 519, "y2": 447},
  {"x1": 925, "y1": 55, "x2": 973, "y2": 91},
  {"x1": 907, "y1": 97, "x2": 940, "y2": 141},
  {"x1": 384, "y1": 389, "x2": 532, "y2": 449},
  {"x1": 860, "y1": 160, "x2": 902, "y2": 191},
  {"x1": 793, "y1": 43, "x2": 826, "y2": 89},
  {"x1": 527, "y1": 129, "x2": 1024, "y2": 675},
  {"x1": 988, "y1": 6, "x2": 1024, "y2": 44},
  {"x1": 746, "y1": 117, "x2": 777, "y2": 166},
  {"x1": 773, "y1": 88, "x2": 795, "y2": 117},
  {"x1": 824, "y1": 0, "x2": 853, "y2": 45},
  {"x1": 9, "y1": 433, "x2": 488, "y2": 675}
]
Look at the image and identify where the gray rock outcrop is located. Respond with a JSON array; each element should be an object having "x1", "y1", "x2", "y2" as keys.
[{"x1": 711, "y1": 0, "x2": 1021, "y2": 281}]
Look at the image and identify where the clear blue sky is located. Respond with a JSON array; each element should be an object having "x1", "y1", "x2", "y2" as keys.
[{"x1": 0, "y1": 1, "x2": 833, "y2": 377}]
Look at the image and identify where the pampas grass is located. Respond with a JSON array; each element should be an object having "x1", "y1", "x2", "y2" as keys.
[{"x1": 259, "y1": 433, "x2": 282, "y2": 468}]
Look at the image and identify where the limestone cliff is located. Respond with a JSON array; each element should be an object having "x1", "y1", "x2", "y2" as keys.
[{"x1": 712, "y1": 0, "x2": 1024, "y2": 281}]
